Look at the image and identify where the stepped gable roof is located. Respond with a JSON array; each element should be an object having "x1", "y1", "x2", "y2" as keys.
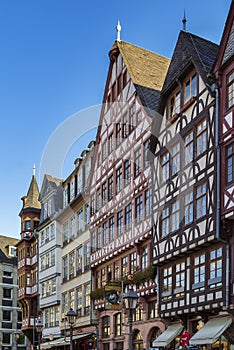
[
  {"x1": 0, "y1": 235, "x2": 19, "y2": 263},
  {"x1": 21, "y1": 175, "x2": 41, "y2": 210},
  {"x1": 162, "y1": 31, "x2": 219, "y2": 94},
  {"x1": 110, "y1": 40, "x2": 170, "y2": 111}
]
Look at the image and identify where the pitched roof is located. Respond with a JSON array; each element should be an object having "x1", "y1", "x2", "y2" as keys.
[
  {"x1": 45, "y1": 174, "x2": 63, "y2": 189},
  {"x1": 110, "y1": 40, "x2": 170, "y2": 111},
  {"x1": 21, "y1": 175, "x2": 41, "y2": 210},
  {"x1": 162, "y1": 31, "x2": 219, "y2": 93}
]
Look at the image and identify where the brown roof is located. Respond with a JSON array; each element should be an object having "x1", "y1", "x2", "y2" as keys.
[
  {"x1": 111, "y1": 40, "x2": 170, "y2": 91},
  {"x1": 21, "y1": 175, "x2": 41, "y2": 210},
  {"x1": 45, "y1": 174, "x2": 63, "y2": 187}
]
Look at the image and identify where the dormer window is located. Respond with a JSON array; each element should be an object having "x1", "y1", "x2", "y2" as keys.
[
  {"x1": 9, "y1": 246, "x2": 17, "y2": 257},
  {"x1": 184, "y1": 73, "x2": 197, "y2": 103}
]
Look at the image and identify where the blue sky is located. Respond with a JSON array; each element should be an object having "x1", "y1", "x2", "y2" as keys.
[{"x1": 0, "y1": 0, "x2": 231, "y2": 238}]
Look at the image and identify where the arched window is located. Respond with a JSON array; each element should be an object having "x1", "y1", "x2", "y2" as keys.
[
  {"x1": 150, "y1": 327, "x2": 161, "y2": 347},
  {"x1": 133, "y1": 330, "x2": 143, "y2": 350},
  {"x1": 102, "y1": 316, "x2": 110, "y2": 338}
]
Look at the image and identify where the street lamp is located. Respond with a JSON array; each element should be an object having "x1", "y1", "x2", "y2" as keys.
[
  {"x1": 66, "y1": 308, "x2": 78, "y2": 350},
  {"x1": 123, "y1": 286, "x2": 138, "y2": 350},
  {"x1": 36, "y1": 319, "x2": 43, "y2": 350}
]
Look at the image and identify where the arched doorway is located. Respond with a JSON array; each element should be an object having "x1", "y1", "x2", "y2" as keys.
[
  {"x1": 133, "y1": 330, "x2": 143, "y2": 350},
  {"x1": 149, "y1": 327, "x2": 161, "y2": 347}
]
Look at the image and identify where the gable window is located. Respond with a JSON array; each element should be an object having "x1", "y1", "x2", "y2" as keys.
[
  {"x1": 161, "y1": 152, "x2": 170, "y2": 182},
  {"x1": 168, "y1": 90, "x2": 180, "y2": 118},
  {"x1": 227, "y1": 144, "x2": 234, "y2": 184},
  {"x1": 196, "y1": 119, "x2": 207, "y2": 156},
  {"x1": 108, "y1": 133, "x2": 113, "y2": 154},
  {"x1": 196, "y1": 183, "x2": 206, "y2": 218},
  {"x1": 129, "y1": 104, "x2": 135, "y2": 133},
  {"x1": 161, "y1": 206, "x2": 169, "y2": 237},
  {"x1": 108, "y1": 175, "x2": 114, "y2": 200},
  {"x1": 172, "y1": 143, "x2": 180, "y2": 175},
  {"x1": 209, "y1": 247, "x2": 222, "y2": 288},
  {"x1": 184, "y1": 73, "x2": 197, "y2": 103},
  {"x1": 123, "y1": 70, "x2": 127, "y2": 88},
  {"x1": 227, "y1": 70, "x2": 234, "y2": 109},
  {"x1": 117, "y1": 74, "x2": 122, "y2": 96},
  {"x1": 185, "y1": 192, "x2": 193, "y2": 225},
  {"x1": 184, "y1": 131, "x2": 193, "y2": 164},
  {"x1": 193, "y1": 253, "x2": 205, "y2": 291},
  {"x1": 144, "y1": 139, "x2": 150, "y2": 168}
]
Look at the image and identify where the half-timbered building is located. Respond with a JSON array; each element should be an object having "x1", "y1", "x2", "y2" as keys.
[
  {"x1": 213, "y1": 1, "x2": 234, "y2": 344},
  {"x1": 89, "y1": 36, "x2": 170, "y2": 350},
  {"x1": 150, "y1": 28, "x2": 234, "y2": 346}
]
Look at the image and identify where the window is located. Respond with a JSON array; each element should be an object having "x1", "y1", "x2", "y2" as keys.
[
  {"x1": 50, "y1": 223, "x2": 55, "y2": 240},
  {"x1": 171, "y1": 200, "x2": 180, "y2": 231},
  {"x1": 185, "y1": 192, "x2": 193, "y2": 225},
  {"x1": 102, "y1": 141, "x2": 107, "y2": 161},
  {"x1": 134, "y1": 149, "x2": 141, "y2": 177},
  {"x1": 69, "y1": 251, "x2": 75, "y2": 278},
  {"x1": 116, "y1": 166, "x2": 122, "y2": 194},
  {"x1": 227, "y1": 70, "x2": 234, "y2": 109},
  {"x1": 122, "y1": 112, "x2": 128, "y2": 138},
  {"x1": 161, "y1": 207, "x2": 169, "y2": 237},
  {"x1": 41, "y1": 231, "x2": 45, "y2": 246},
  {"x1": 108, "y1": 175, "x2": 114, "y2": 200},
  {"x1": 69, "y1": 289, "x2": 75, "y2": 310},
  {"x1": 161, "y1": 152, "x2": 170, "y2": 182},
  {"x1": 51, "y1": 249, "x2": 55, "y2": 266},
  {"x1": 196, "y1": 119, "x2": 207, "y2": 156},
  {"x1": 117, "y1": 74, "x2": 122, "y2": 96},
  {"x1": 116, "y1": 123, "x2": 121, "y2": 148},
  {"x1": 63, "y1": 222, "x2": 68, "y2": 244},
  {"x1": 209, "y1": 247, "x2": 222, "y2": 287},
  {"x1": 76, "y1": 247, "x2": 82, "y2": 274},
  {"x1": 136, "y1": 110, "x2": 142, "y2": 124},
  {"x1": 163, "y1": 266, "x2": 172, "y2": 293},
  {"x1": 97, "y1": 227, "x2": 102, "y2": 249},
  {"x1": 144, "y1": 139, "x2": 150, "y2": 168},
  {"x1": 175, "y1": 262, "x2": 185, "y2": 290},
  {"x1": 124, "y1": 159, "x2": 131, "y2": 185},
  {"x1": 76, "y1": 287, "x2": 82, "y2": 316},
  {"x1": 3, "y1": 288, "x2": 12, "y2": 299},
  {"x1": 114, "y1": 260, "x2": 120, "y2": 280},
  {"x1": 3, "y1": 310, "x2": 11, "y2": 321},
  {"x1": 125, "y1": 203, "x2": 132, "y2": 230},
  {"x1": 172, "y1": 143, "x2": 180, "y2": 175},
  {"x1": 96, "y1": 188, "x2": 101, "y2": 211},
  {"x1": 77, "y1": 209, "x2": 83, "y2": 234},
  {"x1": 117, "y1": 210, "x2": 124, "y2": 236},
  {"x1": 84, "y1": 283, "x2": 90, "y2": 315},
  {"x1": 193, "y1": 253, "x2": 205, "y2": 291},
  {"x1": 129, "y1": 104, "x2": 135, "y2": 133},
  {"x1": 130, "y1": 252, "x2": 137, "y2": 274},
  {"x1": 148, "y1": 301, "x2": 158, "y2": 319},
  {"x1": 51, "y1": 278, "x2": 56, "y2": 294},
  {"x1": 84, "y1": 242, "x2": 90, "y2": 270},
  {"x1": 135, "y1": 195, "x2": 143, "y2": 223},
  {"x1": 63, "y1": 256, "x2": 68, "y2": 282},
  {"x1": 184, "y1": 73, "x2": 197, "y2": 103},
  {"x1": 122, "y1": 256, "x2": 128, "y2": 277},
  {"x1": 109, "y1": 217, "x2": 115, "y2": 242},
  {"x1": 123, "y1": 70, "x2": 127, "y2": 88},
  {"x1": 145, "y1": 188, "x2": 152, "y2": 218},
  {"x1": 85, "y1": 204, "x2": 89, "y2": 228},
  {"x1": 227, "y1": 144, "x2": 234, "y2": 183},
  {"x1": 2, "y1": 333, "x2": 11, "y2": 345},
  {"x1": 168, "y1": 90, "x2": 180, "y2": 118},
  {"x1": 102, "y1": 316, "x2": 110, "y2": 338},
  {"x1": 184, "y1": 131, "x2": 193, "y2": 164},
  {"x1": 25, "y1": 220, "x2": 30, "y2": 231},
  {"x1": 141, "y1": 246, "x2": 148, "y2": 270},
  {"x1": 114, "y1": 313, "x2": 122, "y2": 336},
  {"x1": 91, "y1": 195, "x2": 95, "y2": 216},
  {"x1": 70, "y1": 216, "x2": 75, "y2": 240},
  {"x1": 196, "y1": 183, "x2": 206, "y2": 218},
  {"x1": 102, "y1": 182, "x2": 107, "y2": 205},
  {"x1": 108, "y1": 133, "x2": 113, "y2": 154},
  {"x1": 103, "y1": 222, "x2": 109, "y2": 245}
]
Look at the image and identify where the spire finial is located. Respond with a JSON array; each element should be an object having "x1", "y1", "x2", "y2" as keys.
[
  {"x1": 182, "y1": 10, "x2": 187, "y2": 31},
  {"x1": 33, "y1": 164, "x2": 36, "y2": 176},
  {"x1": 116, "y1": 20, "x2": 122, "y2": 41}
]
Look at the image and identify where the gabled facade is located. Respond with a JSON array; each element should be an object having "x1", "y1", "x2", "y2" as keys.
[
  {"x1": 17, "y1": 173, "x2": 41, "y2": 345},
  {"x1": 150, "y1": 29, "x2": 232, "y2": 345},
  {"x1": 89, "y1": 39, "x2": 169, "y2": 350},
  {"x1": 38, "y1": 175, "x2": 63, "y2": 342}
]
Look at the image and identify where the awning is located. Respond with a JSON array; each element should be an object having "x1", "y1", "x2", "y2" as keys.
[
  {"x1": 152, "y1": 323, "x2": 184, "y2": 347},
  {"x1": 41, "y1": 332, "x2": 94, "y2": 349},
  {"x1": 190, "y1": 316, "x2": 233, "y2": 345}
]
